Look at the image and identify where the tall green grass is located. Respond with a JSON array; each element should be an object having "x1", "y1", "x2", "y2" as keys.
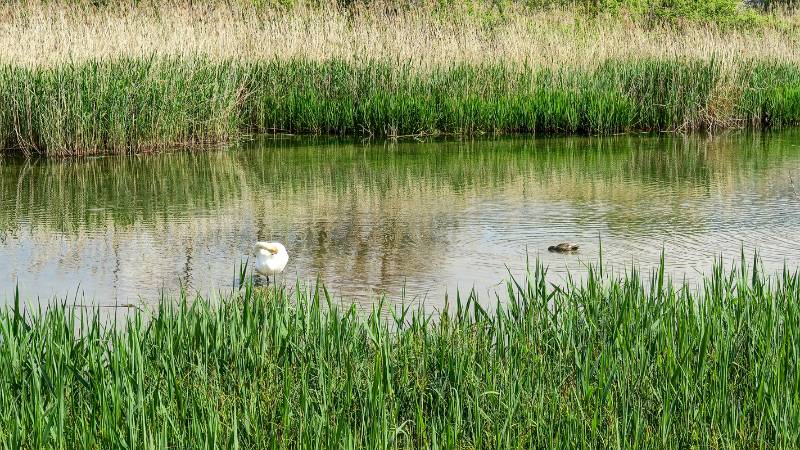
[
  {"x1": 3, "y1": 58, "x2": 800, "y2": 155},
  {"x1": 1, "y1": 257, "x2": 799, "y2": 447}
]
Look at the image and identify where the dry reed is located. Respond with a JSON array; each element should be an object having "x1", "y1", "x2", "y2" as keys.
[{"x1": 0, "y1": 3, "x2": 798, "y2": 69}]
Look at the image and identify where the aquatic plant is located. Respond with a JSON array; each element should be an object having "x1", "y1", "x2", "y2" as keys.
[
  {"x1": 0, "y1": 1, "x2": 798, "y2": 154},
  {"x1": 0, "y1": 256, "x2": 798, "y2": 447},
  {"x1": 2, "y1": 58, "x2": 800, "y2": 155}
]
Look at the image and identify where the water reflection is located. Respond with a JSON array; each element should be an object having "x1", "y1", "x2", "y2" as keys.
[{"x1": 1, "y1": 133, "x2": 799, "y2": 306}]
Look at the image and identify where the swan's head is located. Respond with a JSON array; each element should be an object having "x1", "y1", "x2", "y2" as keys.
[{"x1": 253, "y1": 241, "x2": 286, "y2": 256}]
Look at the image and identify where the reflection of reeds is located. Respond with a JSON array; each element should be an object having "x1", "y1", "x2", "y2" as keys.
[
  {"x1": 2, "y1": 257, "x2": 799, "y2": 447},
  {"x1": 1, "y1": 58, "x2": 800, "y2": 154},
  {"x1": 1, "y1": 134, "x2": 797, "y2": 234}
]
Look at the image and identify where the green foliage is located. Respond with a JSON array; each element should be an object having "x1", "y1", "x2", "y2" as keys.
[
  {"x1": 1, "y1": 257, "x2": 800, "y2": 447},
  {"x1": 737, "y1": 60, "x2": 800, "y2": 126},
  {"x1": 5, "y1": 0, "x2": 792, "y2": 22},
  {"x1": 760, "y1": 0, "x2": 800, "y2": 11},
  {"x1": 647, "y1": 0, "x2": 765, "y2": 26},
  {"x1": 515, "y1": 0, "x2": 767, "y2": 26},
  {"x1": 2, "y1": 58, "x2": 800, "y2": 155}
]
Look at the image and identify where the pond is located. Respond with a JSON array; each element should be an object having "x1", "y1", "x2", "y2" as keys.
[{"x1": 1, "y1": 132, "x2": 799, "y2": 308}]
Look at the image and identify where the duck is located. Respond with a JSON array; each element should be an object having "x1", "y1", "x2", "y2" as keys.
[
  {"x1": 252, "y1": 242, "x2": 289, "y2": 283},
  {"x1": 548, "y1": 242, "x2": 579, "y2": 253}
]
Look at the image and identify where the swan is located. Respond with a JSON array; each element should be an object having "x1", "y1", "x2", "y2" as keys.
[
  {"x1": 548, "y1": 242, "x2": 579, "y2": 253},
  {"x1": 252, "y1": 242, "x2": 289, "y2": 283}
]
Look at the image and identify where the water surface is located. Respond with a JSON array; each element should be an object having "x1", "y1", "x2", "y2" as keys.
[{"x1": 2, "y1": 133, "x2": 799, "y2": 307}]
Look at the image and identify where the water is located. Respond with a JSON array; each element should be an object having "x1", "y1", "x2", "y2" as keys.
[{"x1": 1, "y1": 133, "x2": 800, "y2": 307}]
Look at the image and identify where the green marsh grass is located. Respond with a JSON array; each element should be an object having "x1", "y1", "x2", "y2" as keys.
[
  {"x1": 3, "y1": 59, "x2": 800, "y2": 155},
  {"x1": 1, "y1": 257, "x2": 799, "y2": 447}
]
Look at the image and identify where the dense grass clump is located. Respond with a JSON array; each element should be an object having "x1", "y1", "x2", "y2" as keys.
[
  {"x1": 3, "y1": 58, "x2": 800, "y2": 155},
  {"x1": 1, "y1": 258, "x2": 799, "y2": 447}
]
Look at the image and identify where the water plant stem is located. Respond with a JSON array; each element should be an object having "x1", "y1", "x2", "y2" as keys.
[{"x1": 1, "y1": 257, "x2": 798, "y2": 447}]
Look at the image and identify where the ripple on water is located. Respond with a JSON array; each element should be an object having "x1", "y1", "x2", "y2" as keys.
[{"x1": 2, "y1": 134, "x2": 800, "y2": 308}]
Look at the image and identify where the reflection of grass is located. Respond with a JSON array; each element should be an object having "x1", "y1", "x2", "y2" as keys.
[
  {"x1": 0, "y1": 151, "x2": 248, "y2": 232},
  {"x1": 2, "y1": 257, "x2": 799, "y2": 447},
  {"x1": 1, "y1": 133, "x2": 797, "y2": 233},
  {"x1": 3, "y1": 59, "x2": 800, "y2": 154}
]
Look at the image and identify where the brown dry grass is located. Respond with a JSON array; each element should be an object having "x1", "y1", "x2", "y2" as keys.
[{"x1": 0, "y1": 3, "x2": 798, "y2": 68}]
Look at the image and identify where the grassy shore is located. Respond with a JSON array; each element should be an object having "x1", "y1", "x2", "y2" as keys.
[
  {"x1": 1, "y1": 258, "x2": 799, "y2": 447},
  {"x1": 1, "y1": 3, "x2": 800, "y2": 154},
  {"x1": 3, "y1": 58, "x2": 800, "y2": 155}
]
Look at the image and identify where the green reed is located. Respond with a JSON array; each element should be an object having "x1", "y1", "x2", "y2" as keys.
[
  {"x1": 0, "y1": 256, "x2": 799, "y2": 448},
  {"x1": 2, "y1": 58, "x2": 800, "y2": 155}
]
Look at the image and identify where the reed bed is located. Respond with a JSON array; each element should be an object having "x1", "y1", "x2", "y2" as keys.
[
  {"x1": 0, "y1": 1, "x2": 800, "y2": 155},
  {"x1": 1, "y1": 3, "x2": 800, "y2": 154},
  {"x1": 2, "y1": 3, "x2": 798, "y2": 67},
  {"x1": 2, "y1": 58, "x2": 800, "y2": 155},
  {"x1": 1, "y1": 257, "x2": 799, "y2": 447}
]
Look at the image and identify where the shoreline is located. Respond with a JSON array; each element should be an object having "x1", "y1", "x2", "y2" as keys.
[
  {"x1": 0, "y1": 3, "x2": 799, "y2": 155},
  {"x1": 2, "y1": 58, "x2": 800, "y2": 155}
]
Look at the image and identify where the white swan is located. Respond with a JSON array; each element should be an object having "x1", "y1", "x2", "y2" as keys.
[{"x1": 252, "y1": 242, "x2": 289, "y2": 283}]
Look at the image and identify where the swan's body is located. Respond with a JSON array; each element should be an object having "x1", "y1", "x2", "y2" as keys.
[
  {"x1": 548, "y1": 242, "x2": 579, "y2": 253},
  {"x1": 253, "y1": 242, "x2": 288, "y2": 281}
]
